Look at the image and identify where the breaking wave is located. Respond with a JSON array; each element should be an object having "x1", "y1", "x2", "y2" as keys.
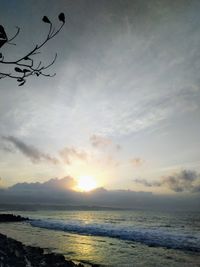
[{"x1": 30, "y1": 219, "x2": 200, "y2": 252}]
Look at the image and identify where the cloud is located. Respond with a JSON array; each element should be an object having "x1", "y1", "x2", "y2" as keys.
[
  {"x1": 134, "y1": 178, "x2": 161, "y2": 187},
  {"x1": 2, "y1": 136, "x2": 59, "y2": 165},
  {"x1": 163, "y1": 170, "x2": 200, "y2": 193},
  {"x1": 90, "y1": 134, "x2": 121, "y2": 150},
  {"x1": 59, "y1": 147, "x2": 88, "y2": 164},
  {"x1": 10, "y1": 176, "x2": 76, "y2": 192},
  {"x1": 1, "y1": 176, "x2": 199, "y2": 210},
  {"x1": 0, "y1": 177, "x2": 6, "y2": 190},
  {"x1": 90, "y1": 134, "x2": 112, "y2": 147},
  {"x1": 103, "y1": 155, "x2": 120, "y2": 167},
  {"x1": 134, "y1": 170, "x2": 200, "y2": 193},
  {"x1": 6, "y1": 177, "x2": 156, "y2": 209},
  {"x1": 130, "y1": 158, "x2": 145, "y2": 167},
  {"x1": 0, "y1": 144, "x2": 14, "y2": 153}
]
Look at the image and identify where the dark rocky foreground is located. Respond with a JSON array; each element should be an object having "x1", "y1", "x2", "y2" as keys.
[
  {"x1": 0, "y1": 214, "x2": 29, "y2": 222},
  {"x1": 0, "y1": 214, "x2": 101, "y2": 266},
  {"x1": 0, "y1": 233, "x2": 85, "y2": 267}
]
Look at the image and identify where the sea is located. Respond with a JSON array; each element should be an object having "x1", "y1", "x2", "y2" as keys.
[{"x1": 0, "y1": 209, "x2": 200, "y2": 266}]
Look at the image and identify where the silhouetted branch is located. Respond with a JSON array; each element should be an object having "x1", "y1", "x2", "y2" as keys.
[
  {"x1": 7, "y1": 26, "x2": 20, "y2": 45},
  {"x1": 0, "y1": 13, "x2": 65, "y2": 86}
]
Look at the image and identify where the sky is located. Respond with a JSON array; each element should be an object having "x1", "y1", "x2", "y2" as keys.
[{"x1": 0, "y1": 0, "x2": 200, "y2": 196}]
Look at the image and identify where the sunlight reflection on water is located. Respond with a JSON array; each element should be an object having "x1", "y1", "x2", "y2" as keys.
[{"x1": 0, "y1": 210, "x2": 200, "y2": 266}]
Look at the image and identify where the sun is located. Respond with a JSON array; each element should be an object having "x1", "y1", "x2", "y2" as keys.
[{"x1": 77, "y1": 175, "x2": 97, "y2": 192}]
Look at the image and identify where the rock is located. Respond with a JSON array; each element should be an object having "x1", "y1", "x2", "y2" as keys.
[
  {"x1": 0, "y1": 233, "x2": 86, "y2": 267},
  {"x1": 0, "y1": 214, "x2": 29, "y2": 222},
  {"x1": 44, "y1": 252, "x2": 65, "y2": 264}
]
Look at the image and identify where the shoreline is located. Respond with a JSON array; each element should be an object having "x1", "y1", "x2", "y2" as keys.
[
  {"x1": 1, "y1": 213, "x2": 199, "y2": 266},
  {"x1": 0, "y1": 214, "x2": 100, "y2": 267},
  {"x1": 0, "y1": 233, "x2": 86, "y2": 267}
]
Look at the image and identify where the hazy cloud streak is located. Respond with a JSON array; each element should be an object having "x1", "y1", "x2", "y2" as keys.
[
  {"x1": 90, "y1": 134, "x2": 121, "y2": 150},
  {"x1": 130, "y1": 158, "x2": 145, "y2": 167},
  {"x1": 59, "y1": 146, "x2": 88, "y2": 164},
  {"x1": 2, "y1": 136, "x2": 59, "y2": 165}
]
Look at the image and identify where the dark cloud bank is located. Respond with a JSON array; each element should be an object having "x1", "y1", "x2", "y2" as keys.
[
  {"x1": 0, "y1": 176, "x2": 199, "y2": 211},
  {"x1": 134, "y1": 170, "x2": 200, "y2": 193}
]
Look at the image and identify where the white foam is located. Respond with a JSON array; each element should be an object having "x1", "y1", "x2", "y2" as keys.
[{"x1": 30, "y1": 219, "x2": 200, "y2": 252}]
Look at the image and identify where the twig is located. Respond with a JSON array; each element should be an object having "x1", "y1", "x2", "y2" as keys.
[{"x1": 0, "y1": 13, "x2": 65, "y2": 86}]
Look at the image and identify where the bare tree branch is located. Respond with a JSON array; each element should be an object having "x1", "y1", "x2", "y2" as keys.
[
  {"x1": 7, "y1": 26, "x2": 20, "y2": 45},
  {"x1": 0, "y1": 13, "x2": 65, "y2": 86}
]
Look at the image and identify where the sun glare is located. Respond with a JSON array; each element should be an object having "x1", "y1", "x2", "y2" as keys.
[{"x1": 77, "y1": 175, "x2": 97, "y2": 192}]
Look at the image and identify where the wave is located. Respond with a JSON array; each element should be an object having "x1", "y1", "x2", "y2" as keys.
[{"x1": 30, "y1": 219, "x2": 200, "y2": 252}]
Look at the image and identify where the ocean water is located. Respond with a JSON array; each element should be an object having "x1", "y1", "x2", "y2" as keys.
[{"x1": 0, "y1": 209, "x2": 200, "y2": 266}]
